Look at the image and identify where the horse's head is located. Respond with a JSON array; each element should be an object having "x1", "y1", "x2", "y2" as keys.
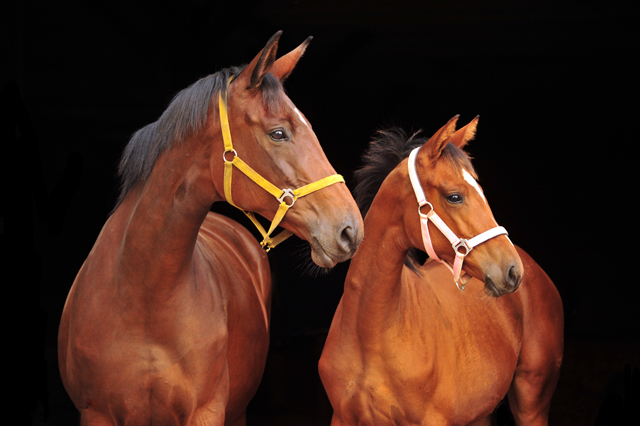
[
  {"x1": 213, "y1": 32, "x2": 363, "y2": 268},
  {"x1": 407, "y1": 116, "x2": 523, "y2": 296}
]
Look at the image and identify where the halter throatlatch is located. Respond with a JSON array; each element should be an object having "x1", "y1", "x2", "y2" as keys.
[
  {"x1": 219, "y1": 82, "x2": 345, "y2": 251},
  {"x1": 408, "y1": 147, "x2": 508, "y2": 290}
]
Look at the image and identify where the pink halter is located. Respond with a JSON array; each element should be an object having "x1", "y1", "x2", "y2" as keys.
[{"x1": 408, "y1": 147, "x2": 508, "y2": 290}]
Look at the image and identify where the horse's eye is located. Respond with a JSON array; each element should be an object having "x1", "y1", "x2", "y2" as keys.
[
  {"x1": 446, "y1": 193, "x2": 464, "y2": 204},
  {"x1": 269, "y1": 129, "x2": 287, "y2": 142}
]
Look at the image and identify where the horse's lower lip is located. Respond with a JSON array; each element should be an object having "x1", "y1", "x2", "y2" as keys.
[
  {"x1": 310, "y1": 238, "x2": 338, "y2": 268},
  {"x1": 484, "y1": 278, "x2": 502, "y2": 297}
]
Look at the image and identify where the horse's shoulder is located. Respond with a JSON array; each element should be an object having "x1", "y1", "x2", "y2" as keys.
[
  {"x1": 513, "y1": 245, "x2": 563, "y2": 329},
  {"x1": 514, "y1": 246, "x2": 560, "y2": 305},
  {"x1": 196, "y1": 212, "x2": 270, "y2": 295},
  {"x1": 200, "y1": 211, "x2": 254, "y2": 237},
  {"x1": 198, "y1": 212, "x2": 268, "y2": 262}
]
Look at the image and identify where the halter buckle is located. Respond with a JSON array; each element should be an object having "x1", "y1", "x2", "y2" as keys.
[
  {"x1": 454, "y1": 239, "x2": 472, "y2": 257},
  {"x1": 277, "y1": 188, "x2": 296, "y2": 207}
]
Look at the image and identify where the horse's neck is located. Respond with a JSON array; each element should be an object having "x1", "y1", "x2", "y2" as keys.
[
  {"x1": 116, "y1": 135, "x2": 222, "y2": 293},
  {"x1": 343, "y1": 172, "x2": 414, "y2": 336}
]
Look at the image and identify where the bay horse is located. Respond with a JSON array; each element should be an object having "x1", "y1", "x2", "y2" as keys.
[
  {"x1": 319, "y1": 117, "x2": 564, "y2": 425},
  {"x1": 58, "y1": 32, "x2": 363, "y2": 426}
]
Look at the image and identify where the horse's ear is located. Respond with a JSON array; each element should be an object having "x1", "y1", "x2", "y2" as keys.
[
  {"x1": 270, "y1": 36, "x2": 313, "y2": 82},
  {"x1": 237, "y1": 31, "x2": 282, "y2": 91},
  {"x1": 446, "y1": 115, "x2": 479, "y2": 149},
  {"x1": 425, "y1": 115, "x2": 459, "y2": 160}
]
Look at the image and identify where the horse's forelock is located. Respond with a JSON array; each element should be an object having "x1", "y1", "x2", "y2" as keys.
[{"x1": 259, "y1": 73, "x2": 286, "y2": 115}]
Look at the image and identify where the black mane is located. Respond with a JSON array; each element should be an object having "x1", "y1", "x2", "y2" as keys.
[
  {"x1": 114, "y1": 66, "x2": 285, "y2": 209},
  {"x1": 353, "y1": 127, "x2": 476, "y2": 271},
  {"x1": 353, "y1": 128, "x2": 426, "y2": 219}
]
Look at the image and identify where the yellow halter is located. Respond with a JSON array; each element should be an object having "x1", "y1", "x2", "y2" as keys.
[{"x1": 218, "y1": 82, "x2": 345, "y2": 251}]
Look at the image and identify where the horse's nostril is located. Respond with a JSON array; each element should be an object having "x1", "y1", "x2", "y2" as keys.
[
  {"x1": 507, "y1": 263, "x2": 522, "y2": 289},
  {"x1": 340, "y1": 225, "x2": 354, "y2": 246},
  {"x1": 338, "y1": 221, "x2": 361, "y2": 254}
]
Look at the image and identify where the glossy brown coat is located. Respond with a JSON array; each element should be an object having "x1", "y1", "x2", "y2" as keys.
[
  {"x1": 58, "y1": 32, "x2": 363, "y2": 426},
  {"x1": 319, "y1": 119, "x2": 563, "y2": 425}
]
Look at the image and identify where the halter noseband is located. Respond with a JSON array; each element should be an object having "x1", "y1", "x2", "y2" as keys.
[
  {"x1": 219, "y1": 79, "x2": 344, "y2": 251},
  {"x1": 408, "y1": 147, "x2": 508, "y2": 290}
]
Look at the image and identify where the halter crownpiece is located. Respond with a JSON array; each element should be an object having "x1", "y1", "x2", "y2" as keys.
[
  {"x1": 219, "y1": 78, "x2": 345, "y2": 251},
  {"x1": 408, "y1": 146, "x2": 509, "y2": 290}
]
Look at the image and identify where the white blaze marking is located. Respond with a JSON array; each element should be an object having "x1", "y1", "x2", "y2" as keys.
[
  {"x1": 294, "y1": 108, "x2": 309, "y2": 127},
  {"x1": 463, "y1": 169, "x2": 487, "y2": 204}
]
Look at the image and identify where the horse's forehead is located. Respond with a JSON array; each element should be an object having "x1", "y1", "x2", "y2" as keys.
[
  {"x1": 242, "y1": 92, "x2": 297, "y2": 119},
  {"x1": 462, "y1": 168, "x2": 486, "y2": 203},
  {"x1": 279, "y1": 96, "x2": 309, "y2": 126},
  {"x1": 249, "y1": 95, "x2": 313, "y2": 132},
  {"x1": 293, "y1": 107, "x2": 309, "y2": 127}
]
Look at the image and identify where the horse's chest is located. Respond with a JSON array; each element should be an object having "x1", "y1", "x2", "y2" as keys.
[
  {"x1": 68, "y1": 275, "x2": 230, "y2": 402},
  {"x1": 353, "y1": 298, "x2": 520, "y2": 423},
  {"x1": 438, "y1": 294, "x2": 522, "y2": 421}
]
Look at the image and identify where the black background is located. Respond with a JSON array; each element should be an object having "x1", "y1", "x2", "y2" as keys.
[{"x1": 3, "y1": 1, "x2": 638, "y2": 425}]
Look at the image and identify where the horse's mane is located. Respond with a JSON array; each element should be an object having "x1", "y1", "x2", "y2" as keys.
[
  {"x1": 353, "y1": 127, "x2": 476, "y2": 271},
  {"x1": 114, "y1": 65, "x2": 285, "y2": 209},
  {"x1": 353, "y1": 128, "x2": 426, "y2": 218}
]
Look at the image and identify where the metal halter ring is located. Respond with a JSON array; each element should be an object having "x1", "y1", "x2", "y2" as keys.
[
  {"x1": 277, "y1": 188, "x2": 296, "y2": 207},
  {"x1": 454, "y1": 239, "x2": 472, "y2": 257},
  {"x1": 418, "y1": 201, "x2": 434, "y2": 217},
  {"x1": 223, "y1": 149, "x2": 238, "y2": 163},
  {"x1": 456, "y1": 280, "x2": 466, "y2": 291}
]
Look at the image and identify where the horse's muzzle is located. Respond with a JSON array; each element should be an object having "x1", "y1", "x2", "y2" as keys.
[
  {"x1": 484, "y1": 262, "x2": 523, "y2": 297},
  {"x1": 310, "y1": 215, "x2": 363, "y2": 268}
]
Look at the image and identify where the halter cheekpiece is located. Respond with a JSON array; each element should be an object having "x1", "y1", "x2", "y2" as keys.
[
  {"x1": 219, "y1": 78, "x2": 345, "y2": 251},
  {"x1": 407, "y1": 146, "x2": 509, "y2": 290}
]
